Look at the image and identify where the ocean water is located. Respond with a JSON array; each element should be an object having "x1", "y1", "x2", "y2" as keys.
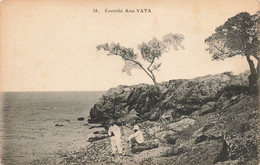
[{"x1": 0, "y1": 91, "x2": 105, "y2": 165}]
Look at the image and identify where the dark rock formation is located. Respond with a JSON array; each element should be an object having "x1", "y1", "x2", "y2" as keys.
[
  {"x1": 77, "y1": 117, "x2": 85, "y2": 121},
  {"x1": 93, "y1": 130, "x2": 108, "y2": 135},
  {"x1": 89, "y1": 71, "x2": 250, "y2": 125},
  {"x1": 55, "y1": 124, "x2": 63, "y2": 127},
  {"x1": 132, "y1": 140, "x2": 159, "y2": 153},
  {"x1": 64, "y1": 70, "x2": 258, "y2": 164},
  {"x1": 88, "y1": 135, "x2": 108, "y2": 142}
]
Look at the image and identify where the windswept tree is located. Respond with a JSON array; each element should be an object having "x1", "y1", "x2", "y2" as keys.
[
  {"x1": 205, "y1": 11, "x2": 260, "y2": 93},
  {"x1": 96, "y1": 33, "x2": 184, "y2": 86}
]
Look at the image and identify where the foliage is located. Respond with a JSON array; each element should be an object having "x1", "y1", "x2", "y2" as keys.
[
  {"x1": 205, "y1": 11, "x2": 260, "y2": 92},
  {"x1": 97, "y1": 33, "x2": 184, "y2": 85},
  {"x1": 205, "y1": 12, "x2": 259, "y2": 60}
]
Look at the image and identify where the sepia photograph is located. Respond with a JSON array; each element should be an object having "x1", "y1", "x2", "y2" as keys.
[{"x1": 0, "y1": 0, "x2": 259, "y2": 164}]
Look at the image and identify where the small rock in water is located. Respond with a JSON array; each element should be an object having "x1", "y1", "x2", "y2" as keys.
[
  {"x1": 89, "y1": 125, "x2": 104, "y2": 129},
  {"x1": 93, "y1": 130, "x2": 108, "y2": 134},
  {"x1": 78, "y1": 117, "x2": 85, "y2": 121},
  {"x1": 55, "y1": 124, "x2": 63, "y2": 127},
  {"x1": 88, "y1": 135, "x2": 108, "y2": 142}
]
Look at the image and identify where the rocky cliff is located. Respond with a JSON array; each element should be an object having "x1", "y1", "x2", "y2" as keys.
[
  {"x1": 89, "y1": 71, "x2": 251, "y2": 125},
  {"x1": 61, "y1": 71, "x2": 259, "y2": 165}
]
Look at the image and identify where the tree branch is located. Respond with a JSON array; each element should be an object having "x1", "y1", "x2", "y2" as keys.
[
  {"x1": 147, "y1": 57, "x2": 156, "y2": 79},
  {"x1": 148, "y1": 57, "x2": 155, "y2": 70},
  {"x1": 159, "y1": 46, "x2": 168, "y2": 52},
  {"x1": 211, "y1": 44, "x2": 241, "y2": 59},
  {"x1": 125, "y1": 58, "x2": 155, "y2": 81},
  {"x1": 104, "y1": 48, "x2": 156, "y2": 83}
]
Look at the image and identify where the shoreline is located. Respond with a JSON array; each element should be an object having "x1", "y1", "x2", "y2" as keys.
[
  {"x1": 27, "y1": 123, "x2": 107, "y2": 165},
  {"x1": 58, "y1": 125, "x2": 168, "y2": 165},
  {"x1": 61, "y1": 94, "x2": 259, "y2": 164}
]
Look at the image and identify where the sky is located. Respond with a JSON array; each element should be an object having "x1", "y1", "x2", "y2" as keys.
[{"x1": 0, "y1": 0, "x2": 259, "y2": 91}]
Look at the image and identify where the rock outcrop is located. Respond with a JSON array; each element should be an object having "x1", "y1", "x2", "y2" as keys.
[
  {"x1": 64, "y1": 70, "x2": 258, "y2": 165},
  {"x1": 89, "y1": 71, "x2": 250, "y2": 125}
]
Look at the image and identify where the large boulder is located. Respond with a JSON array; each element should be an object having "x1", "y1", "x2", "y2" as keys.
[
  {"x1": 117, "y1": 109, "x2": 140, "y2": 125},
  {"x1": 164, "y1": 138, "x2": 228, "y2": 164},
  {"x1": 89, "y1": 83, "x2": 162, "y2": 123},
  {"x1": 155, "y1": 130, "x2": 177, "y2": 140},
  {"x1": 199, "y1": 101, "x2": 217, "y2": 116},
  {"x1": 132, "y1": 140, "x2": 159, "y2": 153},
  {"x1": 165, "y1": 73, "x2": 232, "y2": 104},
  {"x1": 158, "y1": 109, "x2": 176, "y2": 124},
  {"x1": 167, "y1": 118, "x2": 195, "y2": 132},
  {"x1": 141, "y1": 121, "x2": 162, "y2": 139},
  {"x1": 103, "y1": 85, "x2": 131, "y2": 102}
]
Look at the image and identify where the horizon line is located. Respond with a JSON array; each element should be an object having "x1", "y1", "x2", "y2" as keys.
[{"x1": 0, "y1": 90, "x2": 107, "y2": 93}]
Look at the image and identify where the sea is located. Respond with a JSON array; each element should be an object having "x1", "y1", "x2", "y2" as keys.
[{"x1": 0, "y1": 91, "x2": 105, "y2": 165}]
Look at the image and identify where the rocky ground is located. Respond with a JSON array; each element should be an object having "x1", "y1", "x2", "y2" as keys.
[{"x1": 61, "y1": 71, "x2": 259, "y2": 165}]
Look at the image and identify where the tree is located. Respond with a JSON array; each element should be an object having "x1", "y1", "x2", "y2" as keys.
[
  {"x1": 205, "y1": 11, "x2": 260, "y2": 93},
  {"x1": 96, "y1": 33, "x2": 184, "y2": 86}
]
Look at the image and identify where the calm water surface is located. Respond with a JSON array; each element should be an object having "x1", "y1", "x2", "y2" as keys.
[{"x1": 0, "y1": 91, "x2": 105, "y2": 165}]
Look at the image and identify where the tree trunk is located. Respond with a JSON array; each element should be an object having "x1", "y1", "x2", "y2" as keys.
[
  {"x1": 246, "y1": 56, "x2": 258, "y2": 94},
  {"x1": 256, "y1": 58, "x2": 260, "y2": 79},
  {"x1": 246, "y1": 56, "x2": 257, "y2": 75},
  {"x1": 256, "y1": 59, "x2": 260, "y2": 95},
  {"x1": 248, "y1": 74, "x2": 257, "y2": 94},
  {"x1": 150, "y1": 77, "x2": 163, "y2": 100},
  {"x1": 152, "y1": 77, "x2": 158, "y2": 86}
]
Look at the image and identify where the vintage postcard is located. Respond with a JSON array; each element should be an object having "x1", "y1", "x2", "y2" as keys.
[{"x1": 0, "y1": 0, "x2": 259, "y2": 164}]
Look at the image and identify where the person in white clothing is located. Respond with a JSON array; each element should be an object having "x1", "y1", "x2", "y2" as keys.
[
  {"x1": 108, "y1": 121, "x2": 122, "y2": 156},
  {"x1": 127, "y1": 124, "x2": 144, "y2": 149}
]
